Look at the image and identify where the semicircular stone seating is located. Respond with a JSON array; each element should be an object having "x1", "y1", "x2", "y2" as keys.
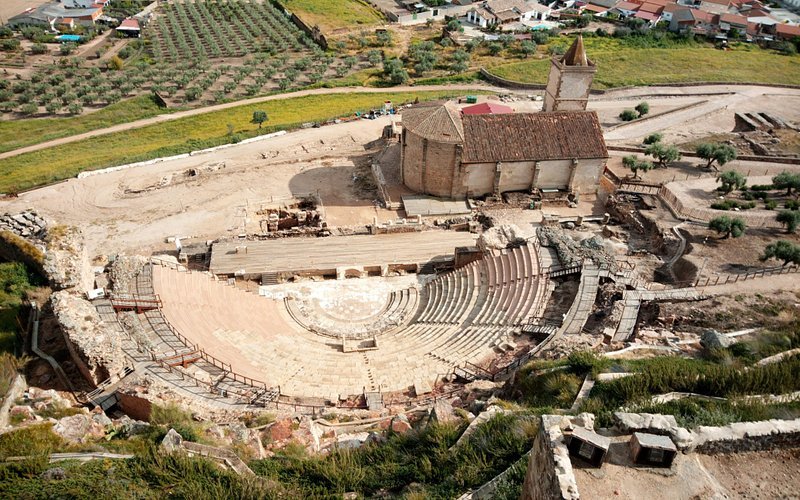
[{"x1": 147, "y1": 243, "x2": 542, "y2": 400}]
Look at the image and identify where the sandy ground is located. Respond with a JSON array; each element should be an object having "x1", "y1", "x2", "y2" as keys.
[
  {"x1": 0, "y1": 0, "x2": 50, "y2": 21},
  {"x1": 3, "y1": 116, "x2": 403, "y2": 257},
  {"x1": 698, "y1": 448, "x2": 800, "y2": 499}
]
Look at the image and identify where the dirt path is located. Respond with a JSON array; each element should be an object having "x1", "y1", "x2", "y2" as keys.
[{"x1": 0, "y1": 84, "x2": 506, "y2": 160}]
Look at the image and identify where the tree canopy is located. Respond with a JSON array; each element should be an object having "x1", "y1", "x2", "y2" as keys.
[
  {"x1": 776, "y1": 210, "x2": 800, "y2": 233},
  {"x1": 645, "y1": 142, "x2": 681, "y2": 167},
  {"x1": 708, "y1": 215, "x2": 746, "y2": 239},
  {"x1": 622, "y1": 155, "x2": 653, "y2": 180},
  {"x1": 760, "y1": 240, "x2": 800, "y2": 266},
  {"x1": 696, "y1": 143, "x2": 737, "y2": 170},
  {"x1": 772, "y1": 172, "x2": 800, "y2": 196},
  {"x1": 251, "y1": 110, "x2": 268, "y2": 128},
  {"x1": 717, "y1": 170, "x2": 747, "y2": 195}
]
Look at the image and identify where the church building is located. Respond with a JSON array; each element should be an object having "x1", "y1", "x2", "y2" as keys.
[{"x1": 399, "y1": 36, "x2": 608, "y2": 200}]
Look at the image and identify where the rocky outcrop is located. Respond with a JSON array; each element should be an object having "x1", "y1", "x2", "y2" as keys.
[
  {"x1": 52, "y1": 413, "x2": 107, "y2": 443},
  {"x1": 110, "y1": 255, "x2": 149, "y2": 294},
  {"x1": 44, "y1": 226, "x2": 92, "y2": 291},
  {"x1": 430, "y1": 399, "x2": 458, "y2": 424},
  {"x1": 700, "y1": 329, "x2": 734, "y2": 350},
  {"x1": 478, "y1": 225, "x2": 527, "y2": 250},
  {"x1": 51, "y1": 291, "x2": 127, "y2": 384}
]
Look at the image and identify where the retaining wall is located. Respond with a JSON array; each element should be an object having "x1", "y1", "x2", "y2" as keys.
[{"x1": 479, "y1": 67, "x2": 800, "y2": 94}]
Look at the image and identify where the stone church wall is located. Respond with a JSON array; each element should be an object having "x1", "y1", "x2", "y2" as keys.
[{"x1": 401, "y1": 130, "x2": 459, "y2": 198}]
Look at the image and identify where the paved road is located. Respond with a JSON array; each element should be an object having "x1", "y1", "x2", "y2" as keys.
[{"x1": 0, "y1": 84, "x2": 506, "y2": 160}]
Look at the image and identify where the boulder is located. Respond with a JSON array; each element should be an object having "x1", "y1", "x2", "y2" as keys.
[
  {"x1": 161, "y1": 428, "x2": 184, "y2": 452},
  {"x1": 701, "y1": 329, "x2": 734, "y2": 350},
  {"x1": 574, "y1": 412, "x2": 595, "y2": 430},
  {"x1": 430, "y1": 399, "x2": 458, "y2": 424},
  {"x1": 670, "y1": 426, "x2": 696, "y2": 450},
  {"x1": 41, "y1": 467, "x2": 66, "y2": 481},
  {"x1": 91, "y1": 410, "x2": 112, "y2": 427},
  {"x1": 267, "y1": 419, "x2": 293, "y2": 442},
  {"x1": 9, "y1": 405, "x2": 36, "y2": 424},
  {"x1": 53, "y1": 414, "x2": 106, "y2": 443},
  {"x1": 390, "y1": 413, "x2": 412, "y2": 434},
  {"x1": 613, "y1": 412, "x2": 678, "y2": 434}
]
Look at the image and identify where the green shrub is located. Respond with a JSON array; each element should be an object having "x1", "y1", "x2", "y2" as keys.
[{"x1": 710, "y1": 199, "x2": 756, "y2": 211}]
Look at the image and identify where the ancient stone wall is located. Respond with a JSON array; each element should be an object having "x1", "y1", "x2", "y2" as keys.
[
  {"x1": 521, "y1": 415, "x2": 581, "y2": 500},
  {"x1": 51, "y1": 291, "x2": 127, "y2": 385},
  {"x1": 694, "y1": 419, "x2": 800, "y2": 454},
  {"x1": 401, "y1": 130, "x2": 460, "y2": 198}
]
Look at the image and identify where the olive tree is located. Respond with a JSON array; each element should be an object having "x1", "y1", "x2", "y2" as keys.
[{"x1": 708, "y1": 216, "x2": 746, "y2": 239}]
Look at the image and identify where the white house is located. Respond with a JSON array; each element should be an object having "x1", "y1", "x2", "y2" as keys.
[{"x1": 522, "y1": 1, "x2": 552, "y2": 20}]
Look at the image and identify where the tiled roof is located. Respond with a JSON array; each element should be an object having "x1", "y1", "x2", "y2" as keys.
[
  {"x1": 635, "y1": 10, "x2": 661, "y2": 20},
  {"x1": 402, "y1": 102, "x2": 464, "y2": 143},
  {"x1": 776, "y1": 23, "x2": 800, "y2": 37},
  {"x1": 615, "y1": 1, "x2": 642, "y2": 11},
  {"x1": 639, "y1": 3, "x2": 664, "y2": 14},
  {"x1": 118, "y1": 18, "x2": 140, "y2": 29},
  {"x1": 461, "y1": 111, "x2": 608, "y2": 163},
  {"x1": 461, "y1": 102, "x2": 515, "y2": 115},
  {"x1": 584, "y1": 4, "x2": 610, "y2": 12}
]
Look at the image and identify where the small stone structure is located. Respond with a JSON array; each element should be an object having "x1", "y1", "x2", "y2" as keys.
[
  {"x1": 630, "y1": 432, "x2": 677, "y2": 467},
  {"x1": 567, "y1": 426, "x2": 610, "y2": 467}
]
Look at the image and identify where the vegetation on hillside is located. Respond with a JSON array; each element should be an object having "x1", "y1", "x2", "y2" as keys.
[
  {"x1": 0, "y1": 95, "x2": 174, "y2": 155},
  {"x1": 488, "y1": 35, "x2": 800, "y2": 88}
]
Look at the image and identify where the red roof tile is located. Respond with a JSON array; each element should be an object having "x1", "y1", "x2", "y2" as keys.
[
  {"x1": 461, "y1": 102, "x2": 515, "y2": 115},
  {"x1": 461, "y1": 112, "x2": 608, "y2": 163}
]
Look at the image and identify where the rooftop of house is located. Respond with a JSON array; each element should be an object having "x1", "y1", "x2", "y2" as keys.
[
  {"x1": 639, "y1": 3, "x2": 665, "y2": 14},
  {"x1": 615, "y1": 1, "x2": 642, "y2": 11}
]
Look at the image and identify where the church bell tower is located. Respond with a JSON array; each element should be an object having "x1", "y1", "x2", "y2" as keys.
[{"x1": 543, "y1": 35, "x2": 596, "y2": 112}]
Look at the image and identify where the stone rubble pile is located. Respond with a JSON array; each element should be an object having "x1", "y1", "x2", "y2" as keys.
[
  {"x1": 0, "y1": 210, "x2": 47, "y2": 240},
  {"x1": 538, "y1": 226, "x2": 617, "y2": 269}
]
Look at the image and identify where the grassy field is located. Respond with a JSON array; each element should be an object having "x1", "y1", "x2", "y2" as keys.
[
  {"x1": 282, "y1": 0, "x2": 385, "y2": 34},
  {"x1": 488, "y1": 37, "x2": 800, "y2": 88},
  {"x1": 0, "y1": 95, "x2": 173, "y2": 155},
  {"x1": 0, "y1": 90, "x2": 484, "y2": 193}
]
